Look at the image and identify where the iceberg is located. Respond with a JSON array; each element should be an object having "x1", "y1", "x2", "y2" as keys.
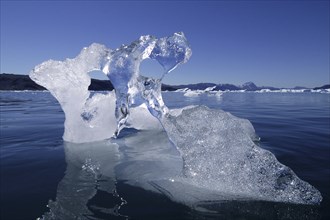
[
  {"x1": 183, "y1": 89, "x2": 202, "y2": 97},
  {"x1": 30, "y1": 33, "x2": 191, "y2": 141},
  {"x1": 30, "y1": 32, "x2": 322, "y2": 207},
  {"x1": 183, "y1": 86, "x2": 217, "y2": 97}
]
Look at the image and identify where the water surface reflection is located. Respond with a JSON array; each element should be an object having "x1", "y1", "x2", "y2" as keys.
[{"x1": 42, "y1": 130, "x2": 321, "y2": 219}]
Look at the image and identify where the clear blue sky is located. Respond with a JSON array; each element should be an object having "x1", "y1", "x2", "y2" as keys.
[{"x1": 1, "y1": 0, "x2": 329, "y2": 87}]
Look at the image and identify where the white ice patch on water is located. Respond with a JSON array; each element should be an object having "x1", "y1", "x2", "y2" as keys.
[
  {"x1": 183, "y1": 90, "x2": 201, "y2": 97},
  {"x1": 183, "y1": 86, "x2": 217, "y2": 97}
]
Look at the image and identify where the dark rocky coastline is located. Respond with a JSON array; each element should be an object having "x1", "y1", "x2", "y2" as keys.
[{"x1": 1, "y1": 73, "x2": 328, "y2": 92}]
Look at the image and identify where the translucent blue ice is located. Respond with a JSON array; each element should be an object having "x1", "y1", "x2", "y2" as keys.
[
  {"x1": 102, "y1": 32, "x2": 191, "y2": 136},
  {"x1": 30, "y1": 32, "x2": 322, "y2": 206}
]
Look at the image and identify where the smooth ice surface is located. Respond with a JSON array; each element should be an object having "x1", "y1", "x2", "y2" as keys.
[{"x1": 30, "y1": 33, "x2": 322, "y2": 206}]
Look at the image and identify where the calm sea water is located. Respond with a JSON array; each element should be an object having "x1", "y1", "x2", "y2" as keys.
[{"x1": 0, "y1": 91, "x2": 329, "y2": 220}]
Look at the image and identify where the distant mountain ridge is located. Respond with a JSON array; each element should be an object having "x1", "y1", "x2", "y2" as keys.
[
  {"x1": 0, "y1": 73, "x2": 46, "y2": 90},
  {"x1": 163, "y1": 81, "x2": 283, "y2": 91},
  {"x1": 313, "y1": 84, "x2": 330, "y2": 90},
  {"x1": 0, "y1": 73, "x2": 114, "y2": 91},
  {"x1": 0, "y1": 73, "x2": 328, "y2": 91}
]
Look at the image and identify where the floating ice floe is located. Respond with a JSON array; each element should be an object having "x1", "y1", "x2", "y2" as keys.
[
  {"x1": 183, "y1": 86, "x2": 220, "y2": 97},
  {"x1": 30, "y1": 33, "x2": 322, "y2": 206},
  {"x1": 178, "y1": 88, "x2": 330, "y2": 94}
]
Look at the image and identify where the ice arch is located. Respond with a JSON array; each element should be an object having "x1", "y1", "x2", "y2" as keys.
[
  {"x1": 30, "y1": 33, "x2": 322, "y2": 205},
  {"x1": 30, "y1": 33, "x2": 191, "y2": 142},
  {"x1": 101, "y1": 33, "x2": 191, "y2": 136}
]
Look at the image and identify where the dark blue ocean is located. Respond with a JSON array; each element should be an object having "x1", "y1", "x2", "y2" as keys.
[{"x1": 1, "y1": 91, "x2": 329, "y2": 220}]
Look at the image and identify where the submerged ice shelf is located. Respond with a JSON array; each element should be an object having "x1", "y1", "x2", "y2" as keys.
[{"x1": 30, "y1": 33, "x2": 322, "y2": 206}]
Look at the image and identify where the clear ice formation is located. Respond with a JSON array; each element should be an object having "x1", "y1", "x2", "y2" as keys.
[
  {"x1": 102, "y1": 33, "x2": 192, "y2": 136},
  {"x1": 162, "y1": 106, "x2": 322, "y2": 205},
  {"x1": 30, "y1": 33, "x2": 190, "y2": 141},
  {"x1": 30, "y1": 33, "x2": 322, "y2": 205}
]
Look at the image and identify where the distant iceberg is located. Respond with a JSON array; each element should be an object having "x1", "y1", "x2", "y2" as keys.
[
  {"x1": 183, "y1": 86, "x2": 219, "y2": 97},
  {"x1": 255, "y1": 88, "x2": 330, "y2": 93},
  {"x1": 183, "y1": 90, "x2": 201, "y2": 97}
]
